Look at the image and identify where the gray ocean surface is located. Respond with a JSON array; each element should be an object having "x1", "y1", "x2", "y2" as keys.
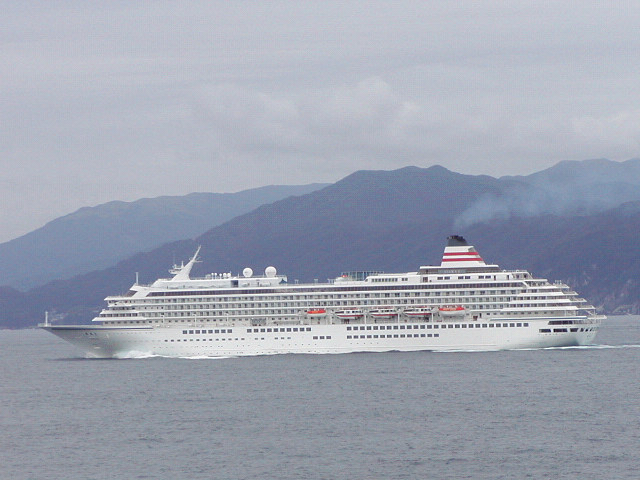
[{"x1": 1, "y1": 316, "x2": 639, "y2": 480}]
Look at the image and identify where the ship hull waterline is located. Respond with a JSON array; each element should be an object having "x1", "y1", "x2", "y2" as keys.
[{"x1": 42, "y1": 319, "x2": 600, "y2": 359}]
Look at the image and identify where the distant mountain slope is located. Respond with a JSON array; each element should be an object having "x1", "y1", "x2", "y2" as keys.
[
  {"x1": 463, "y1": 201, "x2": 640, "y2": 314},
  {"x1": 0, "y1": 184, "x2": 326, "y2": 290},
  {"x1": 3, "y1": 162, "x2": 640, "y2": 329},
  {"x1": 456, "y1": 158, "x2": 640, "y2": 226}
]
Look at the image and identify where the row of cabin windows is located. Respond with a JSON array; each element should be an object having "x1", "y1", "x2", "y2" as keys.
[
  {"x1": 140, "y1": 288, "x2": 527, "y2": 303},
  {"x1": 166, "y1": 337, "x2": 241, "y2": 342},
  {"x1": 347, "y1": 333, "x2": 439, "y2": 339},
  {"x1": 113, "y1": 292, "x2": 571, "y2": 312},
  {"x1": 247, "y1": 327, "x2": 312, "y2": 333},
  {"x1": 348, "y1": 322, "x2": 529, "y2": 330},
  {"x1": 183, "y1": 329, "x2": 232, "y2": 334},
  {"x1": 146, "y1": 282, "x2": 528, "y2": 297},
  {"x1": 539, "y1": 327, "x2": 597, "y2": 333}
]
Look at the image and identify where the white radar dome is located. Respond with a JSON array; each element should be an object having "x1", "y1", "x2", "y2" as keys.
[
  {"x1": 265, "y1": 266, "x2": 277, "y2": 278},
  {"x1": 242, "y1": 267, "x2": 253, "y2": 278}
]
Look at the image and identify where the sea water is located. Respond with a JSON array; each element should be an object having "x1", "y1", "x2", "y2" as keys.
[{"x1": 1, "y1": 316, "x2": 638, "y2": 479}]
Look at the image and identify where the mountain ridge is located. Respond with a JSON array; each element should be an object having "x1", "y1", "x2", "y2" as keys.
[
  {"x1": 0, "y1": 183, "x2": 327, "y2": 290},
  {"x1": 2, "y1": 159, "x2": 640, "y2": 328}
]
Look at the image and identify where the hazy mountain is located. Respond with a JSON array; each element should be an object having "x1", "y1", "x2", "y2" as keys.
[
  {"x1": 456, "y1": 158, "x2": 640, "y2": 227},
  {"x1": 0, "y1": 184, "x2": 326, "y2": 290},
  {"x1": 3, "y1": 161, "x2": 640, "y2": 329}
]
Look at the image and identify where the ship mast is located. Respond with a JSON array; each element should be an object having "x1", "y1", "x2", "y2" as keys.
[{"x1": 170, "y1": 246, "x2": 201, "y2": 281}]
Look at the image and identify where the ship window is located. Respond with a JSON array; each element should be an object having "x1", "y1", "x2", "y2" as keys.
[
  {"x1": 540, "y1": 328, "x2": 551, "y2": 333},
  {"x1": 510, "y1": 323, "x2": 515, "y2": 327},
  {"x1": 461, "y1": 324, "x2": 467, "y2": 328},
  {"x1": 347, "y1": 327, "x2": 351, "y2": 330},
  {"x1": 347, "y1": 335, "x2": 352, "y2": 339},
  {"x1": 306, "y1": 327, "x2": 311, "y2": 331},
  {"x1": 182, "y1": 330, "x2": 187, "y2": 334}
]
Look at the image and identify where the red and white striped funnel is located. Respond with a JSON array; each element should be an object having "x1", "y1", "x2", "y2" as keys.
[{"x1": 440, "y1": 235, "x2": 486, "y2": 267}]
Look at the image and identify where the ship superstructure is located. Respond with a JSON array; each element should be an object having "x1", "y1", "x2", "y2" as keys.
[{"x1": 41, "y1": 236, "x2": 603, "y2": 357}]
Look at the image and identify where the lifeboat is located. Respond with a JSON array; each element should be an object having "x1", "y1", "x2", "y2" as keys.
[
  {"x1": 404, "y1": 306, "x2": 432, "y2": 318},
  {"x1": 306, "y1": 308, "x2": 327, "y2": 316},
  {"x1": 370, "y1": 307, "x2": 397, "y2": 319},
  {"x1": 438, "y1": 305, "x2": 465, "y2": 317},
  {"x1": 335, "y1": 309, "x2": 364, "y2": 319}
]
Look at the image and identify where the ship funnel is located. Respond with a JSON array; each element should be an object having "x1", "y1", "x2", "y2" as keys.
[{"x1": 441, "y1": 236, "x2": 485, "y2": 267}]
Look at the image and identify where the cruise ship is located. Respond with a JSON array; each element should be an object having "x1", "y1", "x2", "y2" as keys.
[{"x1": 40, "y1": 236, "x2": 604, "y2": 358}]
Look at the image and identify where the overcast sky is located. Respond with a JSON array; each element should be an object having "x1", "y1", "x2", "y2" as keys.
[{"x1": 2, "y1": 1, "x2": 640, "y2": 242}]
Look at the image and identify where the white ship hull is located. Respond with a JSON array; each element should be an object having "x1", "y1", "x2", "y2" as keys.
[{"x1": 42, "y1": 316, "x2": 601, "y2": 359}]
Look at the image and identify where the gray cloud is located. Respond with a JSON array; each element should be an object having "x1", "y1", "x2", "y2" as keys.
[{"x1": 2, "y1": 1, "x2": 640, "y2": 241}]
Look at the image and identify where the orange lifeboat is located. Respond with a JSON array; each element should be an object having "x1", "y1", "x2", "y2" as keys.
[{"x1": 438, "y1": 305, "x2": 465, "y2": 317}]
